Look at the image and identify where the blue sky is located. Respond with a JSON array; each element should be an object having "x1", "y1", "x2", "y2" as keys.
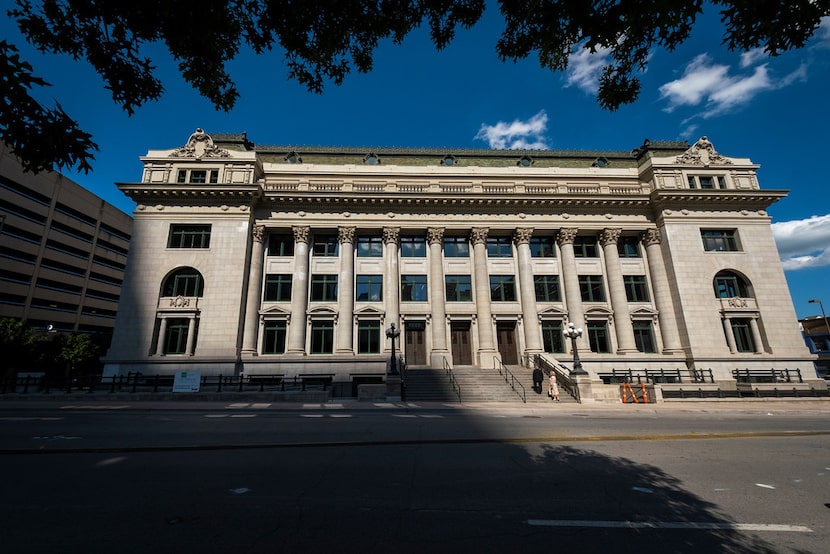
[{"x1": 3, "y1": 4, "x2": 829, "y2": 319}]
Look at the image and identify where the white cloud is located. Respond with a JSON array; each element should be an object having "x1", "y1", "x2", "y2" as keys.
[
  {"x1": 816, "y1": 16, "x2": 830, "y2": 48},
  {"x1": 771, "y1": 214, "x2": 830, "y2": 270},
  {"x1": 565, "y1": 46, "x2": 613, "y2": 94},
  {"x1": 474, "y1": 110, "x2": 550, "y2": 149},
  {"x1": 739, "y1": 48, "x2": 766, "y2": 68},
  {"x1": 658, "y1": 54, "x2": 731, "y2": 111}
]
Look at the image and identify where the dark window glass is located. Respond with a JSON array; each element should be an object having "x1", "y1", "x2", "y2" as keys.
[
  {"x1": 189, "y1": 170, "x2": 207, "y2": 184},
  {"x1": 587, "y1": 321, "x2": 610, "y2": 353},
  {"x1": 263, "y1": 321, "x2": 287, "y2": 354},
  {"x1": 357, "y1": 236, "x2": 383, "y2": 257},
  {"x1": 445, "y1": 275, "x2": 472, "y2": 301},
  {"x1": 633, "y1": 321, "x2": 656, "y2": 353},
  {"x1": 264, "y1": 274, "x2": 292, "y2": 301},
  {"x1": 400, "y1": 236, "x2": 426, "y2": 257},
  {"x1": 209, "y1": 170, "x2": 219, "y2": 184},
  {"x1": 714, "y1": 271, "x2": 749, "y2": 298},
  {"x1": 486, "y1": 236, "x2": 513, "y2": 258},
  {"x1": 579, "y1": 275, "x2": 606, "y2": 302},
  {"x1": 530, "y1": 236, "x2": 556, "y2": 258},
  {"x1": 443, "y1": 236, "x2": 469, "y2": 258},
  {"x1": 168, "y1": 224, "x2": 211, "y2": 248},
  {"x1": 312, "y1": 235, "x2": 338, "y2": 256},
  {"x1": 268, "y1": 234, "x2": 294, "y2": 256},
  {"x1": 623, "y1": 275, "x2": 649, "y2": 302},
  {"x1": 164, "y1": 318, "x2": 191, "y2": 354},
  {"x1": 162, "y1": 268, "x2": 204, "y2": 297},
  {"x1": 573, "y1": 237, "x2": 598, "y2": 257},
  {"x1": 541, "y1": 321, "x2": 565, "y2": 353},
  {"x1": 617, "y1": 236, "x2": 641, "y2": 258},
  {"x1": 357, "y1": 320, "x2": 381, "y2": 353},
  {"x1": 356, "y1": 275, "x2": 383, "y2": 302},
  {"x1": 731, "y1": 318, "x2": 755, "y2": 352},
  {"x1": 177, "y1": 170, "x2": 187, "y2": 183},
  {"x1": 490, "y1": 275, "x2": 516, "y2": 301},
  {"x1": 310, "y1": 274, "x2": 338, "y2": 301},
  {"x1": 701, "y1": 230, "x2": 739, "y2": 252},
  {"x1": 401, "y1": 275, "x2": 428, "y2": 302},
  {"x1": 534, "y1": 275, "x2": 561, "y2": 302},
  {"x1": 310, "y1": 321, "x2": 334, "y2": 353}
]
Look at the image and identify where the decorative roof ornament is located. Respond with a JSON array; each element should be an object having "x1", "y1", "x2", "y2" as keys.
[
  {"x1": 170, "y1": 128, "x2": 230, "y2": 159},
  {"x1": 675, "y1": 136, "x2": 732, "y2": 166}
]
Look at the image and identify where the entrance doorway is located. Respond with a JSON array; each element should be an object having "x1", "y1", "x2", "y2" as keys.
[
  {"x1": 404, "y1": 322, "x2": 427, "y2": 366},
  {"x1": 450, "y1": 322, "x2": 473, "y2": 365},
  {"x1": 497, "y1": 322, "x2": 519, "y2": 365}
]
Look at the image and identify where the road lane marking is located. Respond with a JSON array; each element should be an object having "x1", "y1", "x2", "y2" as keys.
[{"x1": 527, "y1": 520, "x2": 812, "y2": 532}]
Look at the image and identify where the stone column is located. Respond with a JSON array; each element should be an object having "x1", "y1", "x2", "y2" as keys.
[
  {"x1": 600, "y1": 228, "x2": 637, "y2": 353},
  {"x1": 241, "y1": 225, "x2": 266, "y2": 356},
  {"x1": 471, "y1": 227, "x2": 497, "y2": 366},
  {"x1": 383, "y1": 227, "x2": 401, "y2": 341},
  {"x1": 185, "y1": 317, "x2": 196, "y2": 355},
  {"x1": 156, "y1": 317, "x2": 168, "y2": 355},
  {"x1": 557, "y1": 228, "x2": 588, "y2": 350},
  {"x1": 335, "y1": 226, "x2": 356, "y2": 353},
  {"x1": 427, "y1": 227, "x2": 449, "y2": 364},
  {"x1": 514, "y1": 228, "x2": 542, "y2": 353},
  {"x1": 286, "y1": 226, "x2": 310, "y2": 355},
  {"x1": 642, "y1": 229, "x2": 683, "y2": 353},
  {"x1": 749, "y1": 317, "x2": 764, "y2": 353},
  {"x1": 722, "y1": 316, "x2": 737, "y2": 353}
]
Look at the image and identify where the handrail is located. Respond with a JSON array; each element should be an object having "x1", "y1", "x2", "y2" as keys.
[
  {"x1": 443, "y1": 357, "x2": 462, "y2": 402},
  {"x1": 533, "y1": 354, "x2": 581, "y2": 403},
  {"x1": 495, "y1": 359, "x2": 526, "y2": 403}
]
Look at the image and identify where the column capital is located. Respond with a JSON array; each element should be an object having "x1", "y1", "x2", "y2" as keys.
[
  {"x1": 427, "y1": 227, "x2": 445, "y2": 245},
  {"x1": 338, "y1": 226, "x2": 356, "y2": 244},
  {"x1": 292, "y1": 225, "x2": 310, "y2": 243},
  {"x1": 513, "y1": 227, "x2": 534, "y2": 245},
  {"x1": 383, "y1": 226, "x2": 400, "y2": 244},
  {"x1": 470, "y1": 227, "x2": 489, "y2": 245},
  {"x1": 252, "y1": 225, "x2": 265, "y2": 243},
  {"x1": 642, "y1": 228, "x2": 662, "y2": 246},
  {"x1": 599, "y1": 228, "x2": 622, "y2": 246},
  {"x1": 557, "y1": 228, "x2": 578, "y2": 246}
]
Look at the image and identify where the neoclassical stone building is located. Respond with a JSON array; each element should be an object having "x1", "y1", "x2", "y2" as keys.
[{"x1": 102, "y1": 130, "x2": 820, "y2": 396}]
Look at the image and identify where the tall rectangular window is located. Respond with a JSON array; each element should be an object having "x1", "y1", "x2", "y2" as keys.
[
  {"x1": 262, "y1": 321, "x2": 287, "y2": 354},
  {"x1": 579, "y1": 275, "x2": 606, "y2": 302},
  {"x1": 633, "y1": 321, "x2": 656, "y2": 353},
  {"x1": 541, "y1": 321, "x2": 564, "y2": 353},
  {"x1": 534, "y1": 275, "x2": 561, "y2": 302},
  {"x1": 310, "y1": 321, "x2": 334, "y2": 354},
  {"x1": 617, "y1": 236, "x2": 641, "y2": 258},
  {"x1": 490, "y1": 275, "x2": 516, "y2": 301},
  {"x1": 356, "y1": 275, "x2": 383, "y2": 302},
  {"x1": 189, "y1": 170, "x2": 207, "y2": 184},
  {"x1": 623, "y1": 275, "x2": 649, "y2": 302},
  {"x1": 587, "y1": 321, "x2": 610, "y2": 353},
  {"x1": 312, "y1": 234, "x2": 339, "y2": 256},
  {"x1": 264, "y1": 274, "x2": 292, "y2": 301},
  {"x1": 443, "y1": 236, "x2": 469, "y2": 258},
  {"x1": 731, "y1": 318, "x2": 755, "y2": 352},
  {"x1": 310, "y1": 275, "x2": 338, "y2": 301},
  {"x1": 573, "y1": 237, "x2": 598, "y2": 257},
  {"x1": 401, "y1": 275, "x2": 428, "y2": 302},
  {"x1": 445, "y1": 275, "x2": 472, "y2": 301},
  {"x1": 400, "y1": 236, "x2": 426, "y2": 257},
  {"x1": 486, "y1": 236, "x2": 513, "y2": 258},
  {"x1": 530, "y1": 236, "x2": 556, "y2": 258},
  {"x1": 701, "y1": 229, "x2": 739, "y2": 252},
  {"x1": 357, "y1": 320, "x2": 381, "y2": 353},
  {"x1": 357, "y1": 236, "x2": 383, "y2": 257},
  {"x1": 164, "y1": 318, "x2": 190, "y2": 354},
  {"x1": 168, "y1": 224, "x2": 211, "y2": 248},
  {"x1": 268, "y1": 234, "x2": 294, "y2": 256}
]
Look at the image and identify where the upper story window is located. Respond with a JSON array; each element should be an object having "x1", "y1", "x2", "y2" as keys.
[
  {"x1": 573, "y1": 236, "x2": 599, "y2": 257},
  {"x1": 177, "y1": 169, "x2": 219, "y2": 184},
  {"x1": 268, "y1": 234, "x2": 294, "y2": 257},
  {"x1": 357, "y1": 236, "x2": 383, "y2": 257},
  {"x1": 490, "y1": 275, "x2": 517, "y2": 301},
  {"x1": 714, "y1": 270, "x2": 751, "y2": 298},
  {"x1": 486, "y1": 236, "x2": 513, "y2": 258},
  {"x1": 688, "y1": 175, "x2": 726, "y2": 189},
  {"x1": 312, "y1": 234, "x2": 339, "y2": 257},
  {"x1": 400, "y1": 236, "x2": 426, "y2": 257},
  {"x1": 530, "y1": 236, "x2": 556, "y2": 258},
  {"x1": 443, "y1": 236, "x2": 470, "y2": 258},
  {"x1": 168, "y1": 224, "x2": 211, "y2": 248},
  {"x1": 617, "y1": 236, "x2": 641, "y2": 258},
  {"x1": 701, "y1": 229, "x2": 740, "y2": 252},
  {"x1": 162, "y1": 267, "x2": 204, "y2": 297},
  {"x1": 445, "y1": 275, "x2": 473, "y2": 301},
  {"x1": 441, "y1": 155, "x2": 457, "y2": 166}
]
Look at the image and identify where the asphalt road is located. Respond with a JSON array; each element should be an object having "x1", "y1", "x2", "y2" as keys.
[{"x1": 1, "y1": 399, "x2": 829, "y2": 553}]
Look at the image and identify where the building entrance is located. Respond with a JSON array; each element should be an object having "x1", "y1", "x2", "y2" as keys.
[
  {"x1": 450, "y1": 322, "x2": 473, "y2": 365},
  {"x1": 497, "y1": 322, "x2": 519, "y2": 365},
  {"x1": 405, "y1": 322, "x2": 427, "y2": 366}
]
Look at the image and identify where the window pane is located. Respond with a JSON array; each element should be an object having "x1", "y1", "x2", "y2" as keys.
[
  {"x1": 534, "y1": 275, "x2": 560, "y2": 302},
  {"x1": 633, "y1": 321, "x2": 656, "y2": 353},
  {"x1": 311, "y1": 275, "x2": 338, "y2": 301},
  {"x1": 264, "y1": 274, "x2": 292, "y2": 301},
  {"x1": 163, "y1": 268, "x2": 204, "y2": 297},
  {"x1": 263, "y1": 321, "x2": 287, "y2": 354},
  {"x1": 541, "y1": 321, "x2": 564, "y2": 353},
  {"x1": 357, "y1": 236, "x2": 383, "y2": 257},
  {"x1": 701, "y1": 230, "x2": 739, "y2": 252},
  {"x1": 490, "y1": 275, "x2": 516, "y2": 301},
  {"x1": 443, "y1": 236, "x2": 469, "y2": 257},
  {"x1": 313, "y1": 235, "x2": 339, "y2": 256},
  {"x1": 310, "y1": 321, "x2": 334, "y2": 353},
  {"x1": 189, "y1": 170, "x2": 207, "y2": 184},
  {"x1": 268, "y1": 234, "x2": 294, "y2": 256},
  {"x1": 623, "y1": 275, "x2": 649, "y2": 302},
  {"x1": 401, "y1": 275, "x2": 428, "y2": 302},
  {"x1": 574, "y1": 237, "x2": 598, "y2": 257},
  {"x1": 400, "y1": 236, "x2": 426, "y2": 257},
  {"x1": 168, "y1": 224, "x2": 211, "y2": 248},
  {"x1": 587, "y1": 321, "x2": 610, "y2": 353},
  {"x1": 579, "y1": 275, "x2": 606, "y2": 302},
  {"x1": 164, "y1": 318, "x2": 190, "y2": 354},
  {"x1": 617, "y1": 236, "x2": 640, "y2": 258},
  {"x1": 714, "y1": 271, "x2": 748, "y2": 298},
  {"x1": 445, "y1": 275, "x2": 472, "y2": 301},
  {"x1": 356, "y1": 275, "x2": 383, "y2": 301},
  {"x1": 357, "y1": 321, "x2": 381, "y2": 353},
  {"x1": 486, "y1": 237, "x2": 513, "y2": 258},
  {"x1": 530, "y1": 236, "x2": 556, "y2": 258},
  {"x1": 731, "y1": 318, "x2": 755, "y2": 352}
]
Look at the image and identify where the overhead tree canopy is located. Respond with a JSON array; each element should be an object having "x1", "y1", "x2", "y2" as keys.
[{"x1": 3, "y1": 0, "x2": 829, "y2": 173}]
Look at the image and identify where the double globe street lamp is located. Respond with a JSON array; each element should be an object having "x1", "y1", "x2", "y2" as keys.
[{"x1": 563, "y1": 322, "x2": 588, "y2": 376}]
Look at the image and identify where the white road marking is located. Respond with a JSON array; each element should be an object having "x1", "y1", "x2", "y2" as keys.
[
  {"x1": 230, "y1": 414, "x2": 256, "y2": 418},
  {"x1": 755, "y1": 483, "x2": 776, "y2": 489},
  {"x1": 392, "y1": 414, "x2": 418, "y2": 418},
  {"x1": 227, "y1": 403, "x2": 249, "y2": 409},
  {"x1": 251, "y1": 403, "x2": 271, "y2": 409},
  {"x1": 632, "y1": 486, "x2": 654, "y2": 493},
  {"x1": 0, "y1": 417, "x2": 63, "y2": 421},
  {"x1": 229, "y1": 487, "x2": 250, "y2": 494},
  {"x1": 527, "y1": 520, "x2": 812, "y2": 532},
  {"x1": 301, "y1": 414, "x2": 324, "y2": 418},
  {"x1": 60, "y1": 405, "x2": 127, "y2": 410}
]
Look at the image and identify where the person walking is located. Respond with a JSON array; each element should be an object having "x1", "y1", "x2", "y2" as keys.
[
  {"x1": 532, "y1": 367, "x2": 543, "y2": 394},
  {"x1": 548, "y1": 371, "x2": 560, "y2": 402}
]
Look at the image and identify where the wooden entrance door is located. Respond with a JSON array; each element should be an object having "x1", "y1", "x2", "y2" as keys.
[
  {"x1": 450, "y1": 322, "x2": 472, "y2": 365},
  {"x1": 497, "y1": 323, "x2": 519, "y2": 365},
  {"x1": 405, "y1": 322, "x2": 427, "y2": 365}
]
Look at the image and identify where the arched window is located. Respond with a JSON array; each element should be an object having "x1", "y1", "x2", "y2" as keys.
[
  {"x1": 713, "y1": 270, "x2": 750, "y2": 298},
  {"x1": 162, "y1": 267, "x2": 204, "y2": 297}
]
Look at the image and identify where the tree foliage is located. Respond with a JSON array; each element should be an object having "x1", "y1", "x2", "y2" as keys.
[{"x1": 4, "y1": 0, "x2": 829, "y2": 173}]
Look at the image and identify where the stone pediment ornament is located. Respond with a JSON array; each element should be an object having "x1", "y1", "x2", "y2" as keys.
[
  {"x1": 675, "y1": 136, "x2": 732, "y2": 166},
  {"x1": 170, "y1": 128, "x2": 230, "y2": 159}
]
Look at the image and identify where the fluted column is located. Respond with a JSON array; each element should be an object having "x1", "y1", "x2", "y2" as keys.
[
  {"x1": 335, "y1": 226, "x2": 356, "y2": 353},
  {"x1": 514, "y1": 228, "x2": 542, "y2": 353},
  {"x1": 557, "y1": 228, "x2": 588, "y2": 350},
  {"x1": 749, "y1": 317, "x2": 764, "y2": 353},
  {"x1": 642, "y1": 229, "x2": 683, "y2": 353},
  {"x1": 471, "y1": 228, "x2": 497, "y2": 364},
  {"x1": 286, "y1": 226, "x2": 310, "y2": 355},
  {"x1": 383, "y1": 227, "x2": 400, "y2": 339},
  {"x1": 427, "y1": 228, "x2": 449, "y2": 360},
  {"x1": 600, "y1": 228, "x2": 637, "y2": 353},
  {"x1": 241, "y1": 225, "x2": 266, "y2": 356}
]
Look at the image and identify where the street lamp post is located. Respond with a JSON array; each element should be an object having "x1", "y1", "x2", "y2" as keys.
[
  {"x1": 386, "y1": 322, "x2": 401, "y2": 374},
  {"x1": 563, "y1": 322, "x2": 588, "y2": 376},
  {"x1": 808, "y1": 299, "x2": 830, "y2": 350}
]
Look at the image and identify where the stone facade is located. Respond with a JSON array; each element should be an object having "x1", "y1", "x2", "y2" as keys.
[{"x1": 102, "y1": 131, "x2": 822, "y2": 396}]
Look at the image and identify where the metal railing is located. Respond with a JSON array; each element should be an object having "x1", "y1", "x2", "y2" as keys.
[
  {"x1": 495, "y1": 359, "x2": 526, "y2": 403},
  {"x1": 443, "y1": 357, "x2": 462, "y2": 402},
  {"x1": 533, "y1": 354, "x2": 581, "y2": 403}
]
